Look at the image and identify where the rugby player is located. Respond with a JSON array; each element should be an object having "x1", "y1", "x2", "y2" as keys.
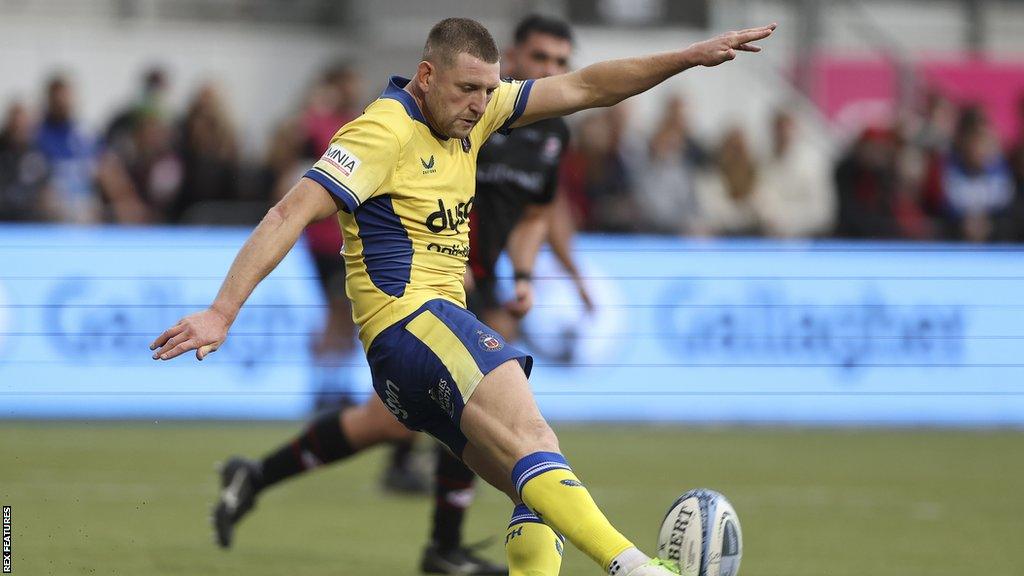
[
  {"x1": 152, "y1": 17, "x2": 775, "y2": 576},
  {"x1": 206, "y1": 15, "x2": 585, "y2": 576},
  {"x1": 205, "y1": 15, "x2": 585, "y2": 569}
]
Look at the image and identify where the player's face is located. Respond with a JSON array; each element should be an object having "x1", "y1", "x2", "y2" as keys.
[
  {"x1": 425, "y1": 53, "x2": 501, "y2": 139},
  {"x1": 509, "y1": 33, "x2": 571, "y2": 80}
]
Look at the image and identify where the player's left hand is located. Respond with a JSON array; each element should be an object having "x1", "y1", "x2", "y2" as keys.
[
  {"x1": 685, "y1": 23, "x2": 776, "y2": 67},
  {"x1": 150, "y1": 308, "x2": 230, "y2": 361},
  {"x1": 506, "y1": 279, "x2": 534, "y2": 318}
]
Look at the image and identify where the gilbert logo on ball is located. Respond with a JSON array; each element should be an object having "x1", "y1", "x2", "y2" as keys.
[{"x1": 658, "y1": 489, "x2": 742, "y2": 576}]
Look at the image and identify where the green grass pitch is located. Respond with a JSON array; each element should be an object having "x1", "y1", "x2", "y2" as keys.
[{"x1": 1, "y1": 423, "x2": 1021, "y2": 575}]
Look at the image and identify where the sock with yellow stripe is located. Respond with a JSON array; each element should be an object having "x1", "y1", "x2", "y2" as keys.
[
  {"x1": 513, "y1": 452, "x2": 644, "y2": 574},
  {"x1": 505, "y1": 504, "x2": 564, "y2": 576}
]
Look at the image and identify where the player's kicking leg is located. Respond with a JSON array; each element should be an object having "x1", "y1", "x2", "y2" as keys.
[
  {"x1": 460, "y1": 362, "x2": 678, "y2": 576},
  {"x1": 366, "y1": 299, "x2": 677, "y2": 576}
]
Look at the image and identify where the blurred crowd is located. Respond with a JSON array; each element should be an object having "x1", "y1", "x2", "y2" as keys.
[
  {"x1": 0, "y1": 65, "x2": 361, "y2": 229},
  {"x1": 564, "y1": 91, "x2": 1024, "y2": 243},
  {"x1": 3, "y1": 66, "x2": 1024, "y2": 243}
]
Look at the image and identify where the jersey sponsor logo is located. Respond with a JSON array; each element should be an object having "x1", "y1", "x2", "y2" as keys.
[
  {"x1": 321, "y1": 143, "x2": 361, "y2": 177},
  {"x1": 420, "y1": 155, "x2": 436, "y2": 174},
  {"x1": 426, "y1": 242, "x2": 470, "y2": 257},
  {"x1": 426, "y1": 198, "x2": 473, "y2": 236},
  {"x1": 477, "y1": 332, "x2": 503, "y2": 352},
  {"x1": 383, "y1": 379, "x2": 409, "y2": 420},
  {"x1": 475, "y1": 164, "x2": 545, "y2": 192}
]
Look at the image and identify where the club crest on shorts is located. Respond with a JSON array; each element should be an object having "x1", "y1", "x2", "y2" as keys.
[{"x1": 477, "y1": 332, "x2": 503, "y2": 351}]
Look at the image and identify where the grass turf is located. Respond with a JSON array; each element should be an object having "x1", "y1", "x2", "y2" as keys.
[{"x1": 0, "y1": 423, "x2": 1021, "y2": 575}]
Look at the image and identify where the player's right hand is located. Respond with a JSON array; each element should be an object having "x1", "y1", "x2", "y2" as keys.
[{"x1": 150, "y1": 308, "x2": 230, "y2": 361}]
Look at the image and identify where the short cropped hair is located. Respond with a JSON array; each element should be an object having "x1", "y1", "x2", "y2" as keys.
[
  {"x1": 513, "y1": 14, "x2": 574, "y2": 46},
  {"x1": 423, "y1": 17, "x2": 500, "y2": 67}
]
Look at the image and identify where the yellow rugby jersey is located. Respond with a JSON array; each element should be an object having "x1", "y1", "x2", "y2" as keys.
[{"x1": 303, "y1": 75, "x2": 534, "y2": 350}]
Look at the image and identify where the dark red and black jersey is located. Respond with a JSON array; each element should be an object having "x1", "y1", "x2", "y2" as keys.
[{"x1": 469, "y1": 116, "x2": 570, "y2": 282}]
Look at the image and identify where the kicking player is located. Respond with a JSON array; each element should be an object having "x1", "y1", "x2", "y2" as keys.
[
  {"x1": 152, "y1": 17, "x2": 774, "y2": 576},
  {"x1": 209, "y1": 16, "x2": 582, "y2": 575}
]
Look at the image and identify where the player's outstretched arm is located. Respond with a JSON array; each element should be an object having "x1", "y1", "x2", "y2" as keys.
[
  {"x1": 513, "y1": 23, "x2": 776, "y2": 126},
  {"x1": 150, "y1": 178, "x2": 342, "y2": 361}
]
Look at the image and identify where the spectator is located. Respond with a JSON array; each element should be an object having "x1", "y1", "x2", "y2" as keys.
[
  {"x1": 890, "y1": 144, "x2": 937, "y2": 240},
  {"x1": 913, "y1": 90, "x2": 957, "y2": 155},
  {"x1": 97, "y1": 68, "x2": 182, "y2": 222},
  {"x1": 120, "y1": 110, "x2": 183, "y2": 222},
  {"x1": 0, "y1": 101, "x2": 51, "y2": 221},
  {"x1": 104, "y1": 66, "x2": 172, "y2": 160},
  {"x1": 996, "y1": 92, "x2": 1024, "y2": 242},
  {"x1": 633, "y1": 95, "x2": 708, "y2": 235},
  {"x1": 1000, "y1": 140, "x2": 1024, "y2": 241},
  {"x1": 303, "y1": 63, "x2": 363, "y2": 154},
  {"x1": 35, "y1": 75, "x2": 102, "y2": 223},
  {"x1": 942, "y1": 106, "x2": 1014, "y2": 242},
  {"x1": 695, "y1": 126, "x2": 760, "y2": 236},
  {"x1": 34, "y1": 75, "x2": 146, "y2": 224},
  {"x1": 578, "y1": 104, "x2": 639, "y2": 232},
  {"x1": 834, "y1": 126, "x2": 899, "y2": 238},
  {"x1": 173, "y1": 83, "x2": 240, "y2": 221},
  {"x1": 752, "y1": 109, "x2": 836, "y2": 238},
  {"x1": 263, "y1": 115, "x2": 312, "y2": 203}
]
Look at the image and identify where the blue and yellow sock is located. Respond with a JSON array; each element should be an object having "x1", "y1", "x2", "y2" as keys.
[
  {"x1": 512, "y1": 452, "x2": 635, "y2": 572},
  {"x1": 505, "y1": 504, "x2": 564, "y2": 576}
]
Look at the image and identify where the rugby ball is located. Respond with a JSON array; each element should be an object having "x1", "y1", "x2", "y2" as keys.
[{"x1": 657, "y1": 488, "x2": 742, "y2": 576}]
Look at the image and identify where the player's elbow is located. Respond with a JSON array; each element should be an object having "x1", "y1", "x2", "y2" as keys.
[
  {"x1": 575, "y1": 73, "x2": 626, "y2": 109},
  {"x1": 262, "y1": 202, "x2": 290, "y2": 232},
  {"x1": 265, "y1": 182, "x2": 318, "y2": 230},
  {"x1": 576, "y1": 86, "x2": 626, "y2": 111},
  {"x1": 590, "y1": 82, "x2": 627, "y2": 108}
]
